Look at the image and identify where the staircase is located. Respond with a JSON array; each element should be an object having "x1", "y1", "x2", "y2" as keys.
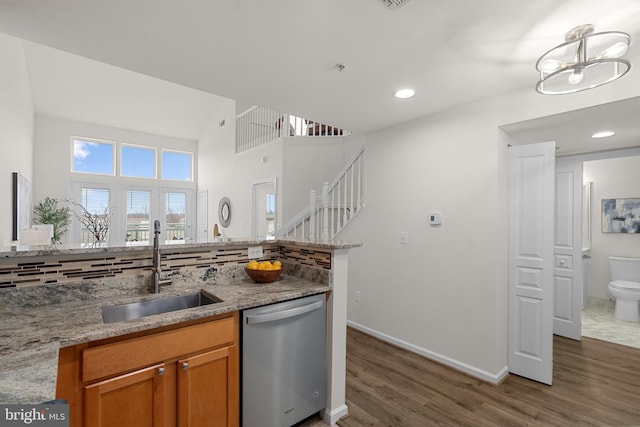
[{"x1": 275, "y1": 145, "x2": 365, "y2": 241}]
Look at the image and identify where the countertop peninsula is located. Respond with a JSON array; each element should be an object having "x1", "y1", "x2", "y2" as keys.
[{"x1": 0, "y1": 238, "x2": 361, "y2": 405}]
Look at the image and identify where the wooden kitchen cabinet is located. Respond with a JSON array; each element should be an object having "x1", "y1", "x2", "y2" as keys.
[
  {"x1": 84, "y1": 363, "x2": 168, "y2": 427},
  {"x1": 177, "y1": 346, "x2": 238, "y2": 427},
  {"x1": 56, "y1": 312, "x2": 239, "y2": 427}
]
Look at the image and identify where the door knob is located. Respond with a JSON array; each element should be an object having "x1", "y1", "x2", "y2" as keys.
[{"x1": 182, "y1": 362, "x2": 189, "y2": 370}]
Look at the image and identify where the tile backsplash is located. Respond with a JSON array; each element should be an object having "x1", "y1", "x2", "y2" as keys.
[{"x1": 0, "y1": 244, "x2": 331, "y2": 289}]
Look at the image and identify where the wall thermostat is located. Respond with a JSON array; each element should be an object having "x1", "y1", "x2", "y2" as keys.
[{"x1": 429, "y1": 212, "x2": 441, "y2": 225}]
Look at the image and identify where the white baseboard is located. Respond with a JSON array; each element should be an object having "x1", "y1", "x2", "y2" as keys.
[
  {"x1": 322, "y1": 404, "x2": 348, "y2": 425},
  {"x1": 347, "y1": 320, "x2": 509, "y2": 385}
]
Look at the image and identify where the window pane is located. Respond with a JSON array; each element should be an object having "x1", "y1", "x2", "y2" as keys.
[
  {"x1": 80, "y1": 188, "x2": 110, "y2": 243},
  {"x1": 122, "y1": 145, "x2": 156, "y2": 178},
  {"x1": 73, "y1": 139, "x2": 114, "y2": 175},
  {"x1": 126, "y1": 191, "x2": 151, "y2": 243},
  {"x1": 162, "y1": 151, "x2": 192, "y2": 181},
  {"x1": 165, "y1": 192, "x2": 186, "y2": 241}
]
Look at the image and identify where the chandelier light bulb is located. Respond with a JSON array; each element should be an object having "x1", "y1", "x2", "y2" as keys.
[
  {"x1": 567, "y1": 69, "x2": 584, "y2": 85},
  {"x1": 600, "y1": 41, "x2": 629, "y2": 59},
  {"x1": 539, "y1": 59, "x2": 563, "y2": 73}
]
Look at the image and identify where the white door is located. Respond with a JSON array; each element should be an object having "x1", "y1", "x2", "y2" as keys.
[
  {"x1": 197, "y1": 190, "x2": 208, "y2": 242},
  {"x1": 553, "y1": 158, "x2": 583, "y2": 340},
  {"x1": 508, "y1": 142, "x2": 555, "y2": 385}
]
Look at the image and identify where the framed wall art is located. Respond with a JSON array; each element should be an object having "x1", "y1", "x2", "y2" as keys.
[
  {"x1": 12, "y1": 172, "x2": 31, "y2": 241},
  {"x1": 601, "y1": 198, "x2": 640, "y2": 233}
]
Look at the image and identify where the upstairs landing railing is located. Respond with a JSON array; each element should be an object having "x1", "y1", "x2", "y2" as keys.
[
  {"x1": 275, "y1": 145, "x2": 365, "y2": 241},
  {"x1": 236, "y1": 106, "x2": 348, "y2": 153}
]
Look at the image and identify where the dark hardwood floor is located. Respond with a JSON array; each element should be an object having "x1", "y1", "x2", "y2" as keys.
[{"x1": 330, "y1": 327, "x2": 640, "y2": 427}]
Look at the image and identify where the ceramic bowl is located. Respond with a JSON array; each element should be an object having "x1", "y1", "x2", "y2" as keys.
[{"x1": 245, "y1": 267, "x2": 282, "y2": 283}]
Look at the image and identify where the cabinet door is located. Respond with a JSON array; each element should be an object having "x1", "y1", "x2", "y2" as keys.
[
  {"x1": 177, "y1": 346, "x2": 238, "y2": 427},
  {"x1": 85, "y1": 363, "x2": 167, "y2": 427}
]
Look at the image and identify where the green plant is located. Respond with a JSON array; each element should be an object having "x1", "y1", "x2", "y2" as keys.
[{"x1": 32, "y1": 197, "x2": 71, "y2": 244}]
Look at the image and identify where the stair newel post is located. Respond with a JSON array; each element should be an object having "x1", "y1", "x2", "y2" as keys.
[
  {"x1": 309, "y1": 190, "x2": 316, "y2": 240},
  {"x1": 322, "y1": 182, "x2": 330, "y2": 241}
]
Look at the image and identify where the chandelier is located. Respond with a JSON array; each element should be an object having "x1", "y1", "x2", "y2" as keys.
[{"x1": 536, "y1": 24, "x2": 631, "y2": 95}]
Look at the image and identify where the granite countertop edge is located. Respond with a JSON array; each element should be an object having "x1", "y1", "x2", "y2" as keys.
[
  {"x1": 0, "y1": 275, "x2": 331, "y2": 404},
  {"x1": 0, "y1": 238, "x2": 362, "y2": 258}
]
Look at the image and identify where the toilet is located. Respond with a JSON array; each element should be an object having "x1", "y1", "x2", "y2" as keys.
[{"x1": 608, "y1": 256, "x2": 640, "y2": 322}]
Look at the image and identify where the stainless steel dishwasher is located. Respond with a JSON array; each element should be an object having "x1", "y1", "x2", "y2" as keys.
[{"x1": 242, "y1": 293, "x2": 326, "y2": 427}]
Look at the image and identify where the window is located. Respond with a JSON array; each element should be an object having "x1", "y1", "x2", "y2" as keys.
[
  {"x1": 125, "y1": 190, "x2": 151, "y2": 243},
  {"x1": 121, "y1": 145, "x2": 156, "y2": 179},
  {"x1": 165, "y1": 192, "x2": 187, "y2": 241},
  {"x1": 68, "y1": 138, "x2": 195, "y2": 245},
  {"x1": 162, "y1": 150, "x2": 192, "y2": 181},
  {"x1": 79, "y1": 188, "x2": 111, "y2": 243},
  {"x1": 72, "y1": 138, "x2": 114, "y2": 175}
]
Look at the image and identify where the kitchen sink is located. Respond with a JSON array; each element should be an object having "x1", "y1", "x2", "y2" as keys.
[{"x1": 102, "y1": 291, "x2": 219, "y2": 323}]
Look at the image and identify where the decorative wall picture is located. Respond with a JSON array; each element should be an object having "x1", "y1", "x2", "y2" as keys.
[
  {"x1": 601, "y1": 198, "x2": 640, "y2": 233},
  {"x1": 12, "y1": 172, "x2": 31, "y2": 241}
]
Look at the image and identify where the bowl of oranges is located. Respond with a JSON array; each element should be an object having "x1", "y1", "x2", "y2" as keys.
[{"x1": 245, "y1": 260, "x2": 283, "y2": 283}]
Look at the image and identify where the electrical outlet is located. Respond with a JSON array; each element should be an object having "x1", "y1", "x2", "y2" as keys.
[
  {"x1": 400, "y1": 232, "x2": 409, "y2": 245},
  {"x1": 354, "y1": 290, "x2": 361, "y2": 303},
  {"x1": 248, "y1": 246, "x2": 263, "y2": 259}
]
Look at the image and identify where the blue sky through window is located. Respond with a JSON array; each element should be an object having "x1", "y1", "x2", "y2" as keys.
[
  {"x1": 122, "y1": 145, "x2": 155, "y2": 178},
  {"x1": 162, "y1": 151, "x2": 192, "y2": 181},
  {"x1": 73, "y1": 139, "x2": 114, "y2": 174}
]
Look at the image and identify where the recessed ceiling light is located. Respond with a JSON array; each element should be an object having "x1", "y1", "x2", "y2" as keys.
[
  {"x1": 591, "y1": 130, "x2": 616, "y2": 138},
  {"x1": 394, "y1": 88, "x2": 415, "y2": 99}
]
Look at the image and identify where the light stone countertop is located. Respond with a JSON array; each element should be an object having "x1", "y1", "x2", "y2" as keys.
[
  {"x1": 0, "y1": 267, "x2": 331, "y2": 404},
  {"x1": 0, "y1": 237, "x2": 361, "y2": 258}
]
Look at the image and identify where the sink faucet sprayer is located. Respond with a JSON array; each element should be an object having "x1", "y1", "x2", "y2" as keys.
[{"x1": 152, "y1": 220, "x2": 172, "y2": 293}]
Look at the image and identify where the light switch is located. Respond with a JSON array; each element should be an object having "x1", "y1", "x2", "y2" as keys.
[{"x1": 400, "y1": 232, "x2": 409, "y2": 245}]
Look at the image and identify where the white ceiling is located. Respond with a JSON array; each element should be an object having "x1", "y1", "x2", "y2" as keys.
[
  {"x1": 501, "y1": 96, "x2": 640, "y2": 156},
  {"x1": 2, "y1": 0, "x2": 640, "y2": 149}
]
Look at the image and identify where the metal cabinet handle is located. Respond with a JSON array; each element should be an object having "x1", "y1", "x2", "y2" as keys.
[
  {"x1": 182, "y1": 362, "x2": 189, "y2": 370},
  {"x1": 157, "y1": 367, "x2": 165, "y2": 376},
  {"x1": 246, "y1": 300, "x2": 323, "y2": 325}
]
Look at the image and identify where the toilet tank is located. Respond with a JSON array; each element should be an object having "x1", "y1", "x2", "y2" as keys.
[{"x1": 609, "y1": 256, "x2": 640, "y2": 282}]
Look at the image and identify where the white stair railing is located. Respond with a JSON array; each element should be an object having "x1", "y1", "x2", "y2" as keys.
[
  {"x1": 276, "y1": 145, "x2": 365, "y2": 241},
  {"x1": 236, "y1": 105, "x2": 349, "y2": 153}
]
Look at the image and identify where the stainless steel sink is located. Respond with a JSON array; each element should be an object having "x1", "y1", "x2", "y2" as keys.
[{"x1": 102, "y1": 291, "x2": 219, "y2": 323}]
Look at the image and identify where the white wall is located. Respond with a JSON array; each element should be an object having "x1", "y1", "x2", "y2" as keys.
[
  {"x1": 0, "y1": 34, "x2": 34, "y2": 245},
  {"x1": 198, "y1": 99, "x2": 239, "y2": 240},
  {"x1": 339, "y1": 102, "x2": 510, "y2": 378},
  {"x1": 583, "y1": 155, "x2": 640, "y2": 299},
  {"x1": 282, "y1": 135, "x2": 365, "y2": 220},
  {"x1": 197, "y1": 99, "x2": 285, "y2": 240}
]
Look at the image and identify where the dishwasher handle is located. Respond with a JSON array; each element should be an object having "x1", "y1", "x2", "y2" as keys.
[{"x1": 246, "y1": 299, "x2": 323, "y2": 325}]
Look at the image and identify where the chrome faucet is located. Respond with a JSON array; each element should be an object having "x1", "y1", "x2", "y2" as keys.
[{"x1": 152, "y1": 220, "x2": 172, "y2": 293}]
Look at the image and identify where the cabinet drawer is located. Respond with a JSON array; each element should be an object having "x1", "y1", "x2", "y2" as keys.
[{"x1": 83, "y1": 316, "x2": 235, "y2": 383}]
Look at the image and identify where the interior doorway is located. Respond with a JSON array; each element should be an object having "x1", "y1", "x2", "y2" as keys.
[
  {"x1": 251, "y1": 178, "x2": 277, "y2": 239},
  {"x1": 580, "y1": 152, "x2": 640, "y2": 350}
]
